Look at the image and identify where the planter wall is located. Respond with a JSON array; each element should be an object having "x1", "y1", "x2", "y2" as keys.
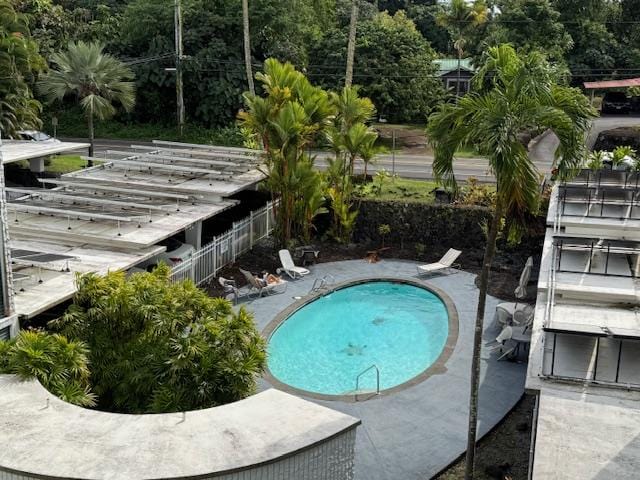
[{"x1": 354, "y1": 200, "x2": 492, "y2": 251}]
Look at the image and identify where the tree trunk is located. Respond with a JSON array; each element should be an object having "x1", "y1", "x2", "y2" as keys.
[
  {"x1": 87, "y1": 113, "x2": 94, "y2": 166},
  {"x1": 456, "y1": 48, "x2": 462, "y2": 100},
  {"x1": 363, "y1": 160, "x2": 368, "y2": 179},
  {"x1": 464, "y1": 198, "x2": 503, "y2": 480},
  {"x1": 345, "y1": 0, "x2": 358, "y2": 87},
  {"x1": 242, "y1": 0, "x2": 255, "y2": 96}
]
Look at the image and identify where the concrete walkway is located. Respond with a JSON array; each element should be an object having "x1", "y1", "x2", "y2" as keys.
[{"x1": 239, "y1": 259, "x2": 527, "y2": 480}]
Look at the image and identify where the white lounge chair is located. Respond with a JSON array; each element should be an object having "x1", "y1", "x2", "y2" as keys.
[
  {"x1": 240, "y1": 269, "x2": 287, "y2": 297},
  {"x1": 416, "y1": 248, "x2": 461, "y2": 276},
  {"x1": 278, "y1": 249, "x2": 310, "y2": 279}
]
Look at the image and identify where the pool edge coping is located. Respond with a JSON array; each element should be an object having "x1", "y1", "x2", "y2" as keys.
[{"x1": 261, "y1": 276, "x2": 460, "y2": 403}]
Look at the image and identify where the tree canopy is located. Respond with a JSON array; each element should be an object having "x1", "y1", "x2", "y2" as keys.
[
  {"x1": 0, "y1": 0, "x2": 44, "y2": 137},
  {"x1": 50, "y1": 266, "x2": 266, "y2": 414},
  {"x1": 3, "y1": 0, "x2": 638, "y2": 135}
]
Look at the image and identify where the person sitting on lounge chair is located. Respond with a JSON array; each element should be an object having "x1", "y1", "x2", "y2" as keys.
[{"x1": 259, "y1": 271, "x2": 281, "y2": 286}]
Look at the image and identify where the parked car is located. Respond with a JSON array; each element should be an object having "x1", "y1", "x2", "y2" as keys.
[
  {"x1": 137, "y1": 237, "x2": 195, "y2": 271},
  {"x1": 601, "y1": 92, "x2": 632, "y2": 114},
  {"x1": 16, "y1": 130, "x2": 60, "y2": 143}
]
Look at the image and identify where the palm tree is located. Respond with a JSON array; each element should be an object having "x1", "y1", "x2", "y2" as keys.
[
  {"x1": 242, "y1": 0, "x2": 255, "y2": 96},
  {"x1": 437, "y1": 0, "x2": 488, "y2": 98},
  {"x1": 427, "y1": 44, "x2": 596, "y2": 480},
  {"x1": 345, "y1": 0, "x2": 358, "y2": 87},
  {"x1": 38, "y1": 41, "x2": 136, "y2": 157}
]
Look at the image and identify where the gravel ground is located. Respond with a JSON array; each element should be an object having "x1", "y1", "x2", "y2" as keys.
[{"x1": 434, "y1": 394, "x2": 535, "y2": 480}]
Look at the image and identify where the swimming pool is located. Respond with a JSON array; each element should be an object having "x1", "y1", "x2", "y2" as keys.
[{"x1": 266, "y1": 280, "x2": 454, "y2": 398}]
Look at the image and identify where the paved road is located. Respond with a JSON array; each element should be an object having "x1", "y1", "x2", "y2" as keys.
[{"x1": 65, "y1": 116, "x2": 640, "y2": 183}]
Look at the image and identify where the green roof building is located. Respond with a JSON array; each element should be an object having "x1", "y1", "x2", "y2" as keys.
[{"x1": 433, "y1": 58, "x2": 475, "y2": 96}]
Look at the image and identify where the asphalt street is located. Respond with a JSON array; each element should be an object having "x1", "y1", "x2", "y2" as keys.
[{"x1": 67, "y1": 116, "x2": 640, "y2": 182}]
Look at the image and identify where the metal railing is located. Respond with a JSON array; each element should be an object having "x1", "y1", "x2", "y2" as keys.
[
  {"x1": 170, "y1": 200, "x2": 277, "y2": 285},
  {"x1": 355, "y1": 364, "x2": 380, "y2": 401},
  {"x1": 309, "y1": 274, "x2": 336, "y2": 294},
  {"x1": 558, "y1": 185, "x2": 640, "y2": 221}
]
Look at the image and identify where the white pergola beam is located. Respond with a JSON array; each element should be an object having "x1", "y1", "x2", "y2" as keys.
[
  {"x1": 151, "y1": 139, "x2": 262, "y2": 155},
  {"x1": 38, "y1": 179, "x2": 193, "y2": 201},
  {"x1": 82, "y1": 157, "x2": 231, "y2": 177},
  {"x1": 7, "y1": 203, "x2": 141, "y2": 223},
  {"x1": 131, "y1": 145, "x2": 260, "y2": 163},
  {"x1": 58, "y1": 174, "x2": 224, "y2": 199},
  {"x1": 105, "y1": 150, "x2": 246, "y2": 169},
  {"x1": 6, "y1": 188, "x2": 175, "y2": 213}
]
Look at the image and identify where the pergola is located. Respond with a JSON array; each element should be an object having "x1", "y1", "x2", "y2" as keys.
[{"x1": 6, "y1": 140, "x2": 265, "y2": 319}]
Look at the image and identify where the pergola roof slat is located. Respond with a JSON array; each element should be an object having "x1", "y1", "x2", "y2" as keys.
[
  {"x1": 132, "y1": 145, "x2": 261, "y2": 162},
  {"x1": 105, "y1": 150, "x2": 249, "y2": 170},
  {"x1": 38, "y1": 178, "x2": 193, "y2": 200},
  {"x1": 6, "y1": 188, "x2": 176, "y2": 213},
  {"x1": 83, "y1": 156, "x2": 231, "y2": 177},
  {"x1": 7, "y1": 202, "x2": 143, "y2": 223}
]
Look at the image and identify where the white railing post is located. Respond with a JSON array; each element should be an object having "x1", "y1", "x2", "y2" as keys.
[
  {"x1": 232, "y1": 223, "x2": 237, "y2": 262},
  {"x1": 266, "y1": 202, "x2": 270, "y2": 234},
  {"x1": 250, "y1": 210, "x2": 254, "y2": 249}
]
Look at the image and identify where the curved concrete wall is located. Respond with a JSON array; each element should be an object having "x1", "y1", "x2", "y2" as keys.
[{"x1": 0, "y1": 376, "x2": 359, "y2": 480}]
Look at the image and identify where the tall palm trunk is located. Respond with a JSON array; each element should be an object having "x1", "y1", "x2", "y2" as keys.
[
  {"x1": 345, "y1": 0, "x2": 358, "y2": 87},
  {"x1": 456, "y1": 48, "x2": 462, "y2": 99},
  {"x1": 464, "y1": 198, "x2": 504, "y2": 480},
  {"x1": 242, "y1": 0, "x2": 255, "y2": 96}
]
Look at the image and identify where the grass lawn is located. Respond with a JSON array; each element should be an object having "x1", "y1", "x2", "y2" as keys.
[
  {"x1": 355, "y1": 177, "x2": 439, "y2": 203},
  {"x1": 46, "y1": 155, "x2": 92, "y2": 174}
]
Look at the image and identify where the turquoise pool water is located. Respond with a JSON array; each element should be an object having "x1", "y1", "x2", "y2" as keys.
[{"x1": 267, "y1": 281, "x2": 450, "y2": 396}]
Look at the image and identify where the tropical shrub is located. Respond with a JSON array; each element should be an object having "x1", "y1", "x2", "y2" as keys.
[
  {"x1": 585, "y1": 150, "x2": 605, "y2": 171},
  {"x1": 239, "y1": 59, "x2": 333, "y2": 246},
  {"x1": 50, "y1": 265, "x2": 266, "y2": 414},
  {"x1": 0, "y1": 329, "x2": 95, "y2": 407},
  {"x1": 612, "y1": 145, "x2": 636, "y2": 167}
]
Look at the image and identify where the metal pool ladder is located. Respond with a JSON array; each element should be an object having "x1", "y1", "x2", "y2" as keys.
[
  {"x1": 355, "y1": 364, "x2": 380, "y2": 401},
  {"x1": 308, "y1": 274, "x2": 336, "y2": 294}
]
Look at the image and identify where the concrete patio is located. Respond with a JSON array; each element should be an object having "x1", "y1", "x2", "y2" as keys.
[{"x1": 239, "y1": 259, "x2": 527, "y2": 480}]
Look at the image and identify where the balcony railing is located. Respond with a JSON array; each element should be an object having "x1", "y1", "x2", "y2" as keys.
[
  {"x1": 563, "y1": 168, "x2": 640, "y2": 189},
  {"x1": 554, "y1": 236, "x2": 640, "y2": 278},
  {"x1": 558, "y1": 185, "x2": 640, "y2": 220}
]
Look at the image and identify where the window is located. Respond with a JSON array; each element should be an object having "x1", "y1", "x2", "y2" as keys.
[
  {"x1": 0, "y1": 325, "x2": 10, "y2": 341},
  {"x1": 446, "y1": 78, "x2": 470, "y2": 95}
]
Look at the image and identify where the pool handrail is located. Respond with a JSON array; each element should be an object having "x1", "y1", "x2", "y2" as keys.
[{"x1": 355, "y1": 364, "x2": 380, "y2": 401}]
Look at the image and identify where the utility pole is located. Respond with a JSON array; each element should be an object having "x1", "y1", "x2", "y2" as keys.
[
  {"x1": 345, "y1": 0, "x2": 358, "y2": 87},
  {"x1": 242, "y1": 0, "x2": 255, "y2": 96},
  {"x1": 391, "y1": 130, "x2": 396, "y2": 176},
  {"x1": 174, "y1": 0, "x2": 185, "y2": 136}
]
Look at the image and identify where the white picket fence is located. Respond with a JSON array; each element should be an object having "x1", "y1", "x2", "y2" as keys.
[{"x1": 170, "y1": 201, "x2": 277, "y2": 285}]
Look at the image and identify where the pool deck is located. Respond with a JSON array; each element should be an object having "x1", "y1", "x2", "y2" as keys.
[{"x1": 240, "y1": 259, "x2": 527, "y2": 480}]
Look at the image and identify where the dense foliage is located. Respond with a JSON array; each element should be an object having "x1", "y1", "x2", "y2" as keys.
[
  {"x1": 0, "y1": 0, "x2": 44, "y2": 136},
  {"x1": 49, "y1": 266, "x2": 266, "y2": 413},
  {"x1": 2, "y1": 0, "x2": 638, "y2": 136},
  {"x1": 0, "y1": 329, "x2": 95, "y2": 406}
]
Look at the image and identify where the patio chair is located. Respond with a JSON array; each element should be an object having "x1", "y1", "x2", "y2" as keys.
[
  {"x1": 240, "y1": 268, "x2": 287, "y2": 297},
  {"x1": 218, "y1": 276, "x2": 238, "y2": 304},
  {"x1": 494, "y1": 302, "x2": 534, "y2": 327},
  {"x1": 416, "y1": 248, "x2": 461, "y2": 276},
  {"x1": 488, "y1": 325, "x2": 516, "y2": 360},
  {"x1": 277, "y1": 249, "x2": 310, "y2": 279}
]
